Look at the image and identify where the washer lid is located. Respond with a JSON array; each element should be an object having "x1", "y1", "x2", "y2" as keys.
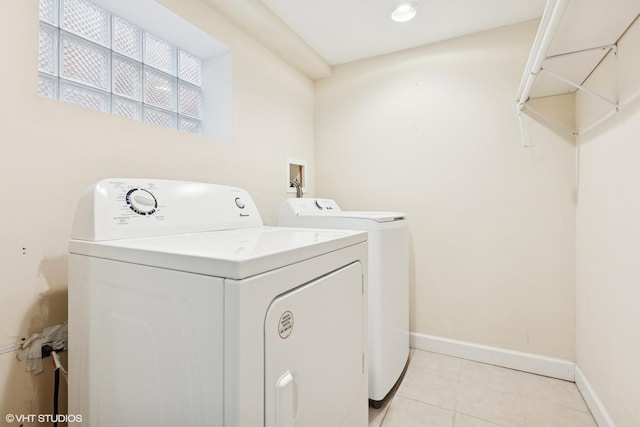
[
  {"x1": 297, "y1": 211, "x2": 405, "y2": 223},
  {"x1": 69, "y1": 226, "x2": 366, "y2": 279}
]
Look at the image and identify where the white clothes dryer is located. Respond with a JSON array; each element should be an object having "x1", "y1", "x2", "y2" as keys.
[
  {"x1": 279, "y1": 198, "x2": 409, "y2": 407},
  {"x1": 68, "y1": 179, "x2": 368, "y2": 427}
]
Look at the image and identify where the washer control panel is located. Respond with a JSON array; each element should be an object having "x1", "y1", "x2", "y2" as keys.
[{"x1": 314, "y1": 199, "x2": 340, "y2": 211}]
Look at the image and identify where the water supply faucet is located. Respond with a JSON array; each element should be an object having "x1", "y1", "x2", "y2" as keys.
[{"x1": 290, "y1": 178, "x2": 303, "y2": 198}]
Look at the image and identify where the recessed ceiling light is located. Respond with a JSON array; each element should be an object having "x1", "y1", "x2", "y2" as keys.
[{"x1": 390, "y1": 3, "x2": 418, "y2": 23}]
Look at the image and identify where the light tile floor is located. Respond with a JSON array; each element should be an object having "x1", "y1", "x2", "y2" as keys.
[{"x1": 369, "y1": 350, "x2": 597, "y2": 427}]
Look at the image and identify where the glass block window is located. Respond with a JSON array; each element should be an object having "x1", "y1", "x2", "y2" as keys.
[{"x1": 38, "y1": 0, "x2": 203, "y2": 135}]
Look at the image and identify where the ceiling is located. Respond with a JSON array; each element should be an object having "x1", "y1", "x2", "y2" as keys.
[{"x1": 260, "y1": 0, "x2": 548, "y2": 65}]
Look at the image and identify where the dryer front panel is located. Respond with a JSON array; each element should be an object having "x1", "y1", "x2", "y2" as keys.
[
  {"x1": 68, "y1": 255, "x2": 225, "y2": 427},
  {"x1": 264, "y1": 262, "x2": 367, "y2": 427}
]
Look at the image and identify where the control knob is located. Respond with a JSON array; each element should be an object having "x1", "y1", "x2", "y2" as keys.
[{"x1": 126, "y1": 188, "x2": 157, "y2": 215}]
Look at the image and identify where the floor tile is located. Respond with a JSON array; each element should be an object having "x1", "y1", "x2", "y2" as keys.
[
  {"x1": 453, "y1": 413, "x2": 503, "y2": 427},
  {"x1": 409, "y1": 350, "x2": 462, "y2": 380},
  {"x1": 383, "y1": 396, "x2": 454, "y2": 427},
  {"x1": 524, "y1": 400, "x2": 598, "y2": 427},
  {"x1": 513, "y1": 370, "x2": 590, "y2": 412},
  {"x1": 396, "y1": 364, "x2": 458, "y2": 410},
  {"x1": 458, "y1": 360, "x2": 519, "y2": 397},
  {"x1": 370, "y1": 350, "x2": 598, "y2": 427},
  {"x1": 457, "y1": 384, "x2": 527, "y2": 427},
  {"x1": 369, "y1": 401, "x2": 391, "y2": 427}
]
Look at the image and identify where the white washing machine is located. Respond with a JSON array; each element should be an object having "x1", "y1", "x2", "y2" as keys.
[
  {"x1": 279, "y1": 198, "x2": 409, "y2": 407},
  {"x1": 68, "y1": 179, "x2": 368, "y2": 427}
]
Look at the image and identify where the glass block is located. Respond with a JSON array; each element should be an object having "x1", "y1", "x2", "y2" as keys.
[
  {"x1": 144, "y1": 106, "x2": 177, "y2": 129},
  {"x1": 113, "y1": 96, "x2": 142, "y2": 120},
  {"x1": 61, "y1": 0, "x2": 110, "y2": 47},
  {"x1": 178, "y1": 117, "x2": 201, "y2": 135},
  {"x1": 39, "y1": 0, "x2": 59, "y2": 25},
  {"x1": 144, "y1": 67, "x2": 177, "y2": 111},
  {"x1": 38, "y1": 73, "x2": 58, "y2": 99},
  {"x1": 113, "y1": 54, "x2": 142, "y2": 101},
  {"x1": 144, "y1": 33, "x2": 176, "y2": 75},
  {"x1": 60, "y1": 80, "x2": 110, "y2": 112},
  {"x1": 39, "y1": 23, "x2": 58, "y2": 75},
  {"x1": 178, "y1": 50, "x2": 201, "y2": 86},
  {"x1": 178, "y1": 81, "x2": 202, "y2": 119},
  {"x1": 60, "y1": 32, "x2": 110, "y2": 90},
  {"x1": 113, "y1": 16, "x2": 142, "y2": 60}
]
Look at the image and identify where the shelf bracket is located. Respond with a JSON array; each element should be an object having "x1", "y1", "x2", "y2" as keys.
[
  {"x1": 517, "y1": 43, "x2": 620, "y2": 146},
  {"x1": 544, "y1": 43, "x2": 617, "y2": 61},
  {"x1": 517, "y1": 105, "x2": 535, "y2": 148},
  {"x1": 520, "y1": 103, "x2": 577, "y2": 138},
  {"x1": 540, "y1": 44, "x2": 619, "y2": 111}
]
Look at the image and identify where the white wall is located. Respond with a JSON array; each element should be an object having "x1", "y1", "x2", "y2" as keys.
[
  {"x1": 575, "y1": 16, "x2": 640, "y2": 427},
  {"x1": 11, "y1": 1, "x2": 638, "y2": 422},
  {"x1": 0, "y1": 0, "x2": 314, "y2": 417},
  {"x1": 315, "y1": 20, "x2": 577, "y2": 360}
]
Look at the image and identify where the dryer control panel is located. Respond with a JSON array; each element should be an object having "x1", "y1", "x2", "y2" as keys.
[{"x1": 71, "y1": 179, "x2": 263, "y2": 241}]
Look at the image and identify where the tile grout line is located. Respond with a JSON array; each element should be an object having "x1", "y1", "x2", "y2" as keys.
[
  {"x1": 378, "y1": 402, "x2": 391, "y2": 426},
  {"x1": 452, "y1": 356, "x2": 462, "y2": 426}
]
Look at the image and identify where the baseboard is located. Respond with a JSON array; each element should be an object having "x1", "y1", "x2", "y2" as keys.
[
  {"x1": 410, "y1": 332, "x2": 575, "y2": 381},
  {"x1": 575, "y1": 365, "x2": 616, "y2": 427}
]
